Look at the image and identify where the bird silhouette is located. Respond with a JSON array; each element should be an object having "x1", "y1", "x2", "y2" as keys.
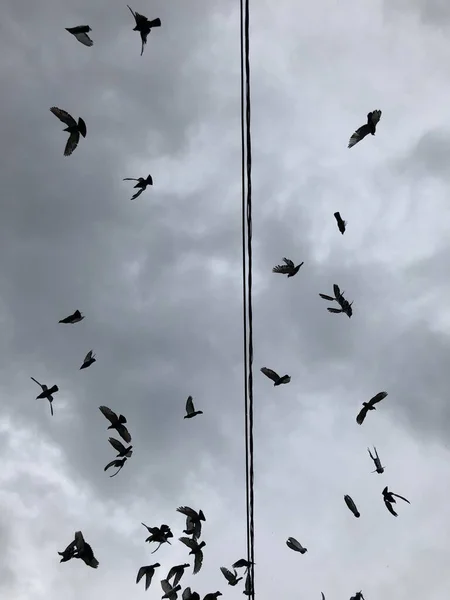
[
  {"x1": 232, "y1": 558, "x2": 254, "y2": 571},
  {"x1": 161, "y1": 579, "x2": 182, "y2": 600},
  {"x1": 50, "y1": 107, "x2": 87, "y2": 156},
  {"x1": 334, "y1": 211, "x2": 347, "y2": 234},
  {"x1": 65, "y1": 25, "x2": 93, "y2": 46},
  {"x1": 350, "y1": 592, "x2": 365, "y2": 600},
  {"x1": 243, "y1": 573, "x2": 253, "y2": 596},
  {"x1": 127, "y1": 6, "x2": 161, "y2": 56},
  {"x1": 123, "y1": 174, "x2": 153, "y2": 200},
  {"x1": 58, "y1": 531, "x2": 98, "y2": 568},
  {"x1": 179, "y1": 538, "x2": 206, "y2": 574},
  {"x1": 356, "y1": 391, "x2": 388, "y2": 425},
  {"x1": 348, "y1": 110, "x2": 382, "y2": 148},
  {"x1": 108, "y1": 437, "x2": 133, "y2": 458},
  {"x1": 142, "y1": 523, "x2": 173, "y2": 553},
  {"x1": 167, "y1": 564, "x2": 190, "y2": 587},
  {"x1": 382, "y1": 486, "x2": 410, "y2": 517},
  {"x1": 99, "y1": 405, "x2": 132, "y2": 443},
  {"x1": 59, "y1": 310, "x2": 84, "y2": 324},
  {"x1": 136, "y1": 563, "x2": 161, "y2": 591},
  {"x1": 286, "y1": 537, "x2": 307, "y2": 554},
  {"x1": 367, "y1": 446, "x2": 385, "y2": 474},
  {"x1": 203, "y1": 594, "x2": 222, "y2": 600},
  {"x1": 177, "y1": 506, "x2": 206, "y2": 540},
  {"x1": 260, "y1": 367, "x2": 290, "y2": 386},
  {"x1": 30, "y1": 377, "x2": 59, "y2": 416},
  {"x1": 272, "y1": 257, "x2": 304, "y2": 277},
  {"x1": 184, "y1": 396, "x2": 203, "y2": 419},
  {"x1": 220, "y1": 567, "x2": 242, "y2": 586},
  {"x1": 104, "y1": 457, "x2": 128, "y2": 478},
  {"x1": 344, "y1": 495, "x2": 360, "y2": 518},
  {"x1": 80, "y1": 350, "x2": 96, "y2": 370},
  {"x1": 182, "y1": 588, "x2": 200, "y2": 600}
]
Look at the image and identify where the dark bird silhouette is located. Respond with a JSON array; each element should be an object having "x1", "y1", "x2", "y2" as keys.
[
  {"x1": 232, "y1": 558, "x2": 254, "y2": 571},
  {"x1": 368, "y1": 446, "x2": 384, "y2": 474},
  {"x1": 184, "y1": 396, "x2": 203, "y2": 419},
  {"x1": 31, "y1": 377, "x2": 58, "y2": 416},
  {"x1": 382, "y1": 486, "x2": 410, "y2": 517},
  {"x1": 260, "y1": 367, "x2": 290, "y2": 386},
  {"x1": 104, "y1": 457, "x2": 127, "y2": 477},
  {"x1": 177, "y1": 506, "x2": 206, "y2": 540},
  {"x1": 167, "y1": 564, "x2": 190, "y2": 587},
  {"x1": 58, "y1": 531, "x2": 98, "y2": 568},
  {"x1": 243, "y1": 573, "x2": 253, "y2": 596},
  {"x1": 272, "y1": 257, "x2": 304, "y2": 277},
  {"x1": 123, "y1": 174, "x2": 153, "y2": 200},
  {"x1": 66, "y1": 25, "x2": 93, "y2": 46},
  {"x1": 320, "y1": 284, "x2": 353, "y2": 317},
  {"x1": 162, "y1": 579, "x2": 182, "y2": 600},
  {"x1": 142, "y1": 523, "x2": 173, "y2": 553},
  {"x1": 50, "y1": 107, "x2": 87, "y2": 156},
  {"x1": 136, "y1": 563, "x2": 160, "y2": 591},
  {"x1": 127, "y1": 6, "x2": 161, "y2": 56},
  {"x1": 344, "y1": 495, "x2": 360, "y2": 518},
  {"x1": 220, "y1": 567, "x2": 242, "y2": 586},
  {"x1": 183, "y1": 588, "x2": 200, "y2": 600},
  {"x1": 179, "y1": 538, "x2": 206, "y2": 575},
  {"x1": 108, "y1": 437, "x2": 133, "y2": 458},
  {"x1": 334, "y1": 212, "x2": 347, "y2": 234},
  {"x1": 286, "y1": 537, "x2": 307, "y2": 554},
  {"x1": 80, "y1": 350, "x2": 96, "y2": 370},
  {"x1": 59, "y1": 310, "x2": 84, "y2": 324},
  {"x1": 348, "y1": 110, "x2": 382, "y2": 148},
  {"x1": 99, "y1": 405, "x2": 131, "y2": 443},
  {"x1": 356, "y1": 391, "x2": 388, "y2": 425},
  {"x1": 350, "y1": 592, "x2": 365, "y2": 600},
  {"x1": 203, "y1": 593, "x2": 222, "y2": 600}
]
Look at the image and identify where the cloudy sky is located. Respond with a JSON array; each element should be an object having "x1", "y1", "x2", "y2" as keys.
[{"x1": 2, "y1": 0, "x2": 450, "y2": 598}]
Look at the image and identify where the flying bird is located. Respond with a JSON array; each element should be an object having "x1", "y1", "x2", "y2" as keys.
[
  {"x1": 184, "y1": 396, "x2": 203, "y2": 419},
  {"x1": 177, "y1": 506, "x2": 205, "y2": 540},
  {"x1": 286, "y1": 537, "x2": 307, "y2": 554},
  {"x1": 30, "y1": 377, "x2": 59, "y2": 416},
  {"x1": 59, "y1": 310, "x2": 84, "y2": 324},
  {"x1": 104, "y1": 457, "x2": 128, "y2": 478},
  {"x1": 58, "y1": 531, "x2": 98, "y2": 568},
  {"x1": 260, "y1": 367, "x2": 290, "y2": 386},
  {"x1": 80, "y1": 350, "x2": 96, "y2": 370},
  {"x1": 220, "y1": 567, "x2": 242, "y2": 586},
  {"x1": 356, "y1": 391, "x2": 388, "y2": 425},
  {"x1": 272, "y1": 257, "x2": 304, "y2": 277},
  {"x1": 203, "y1": 593, "x2": 222, "y2": 600},
  {"x1": 367, "y1": 446, "x2": 384, "y2": 474},
  {"x1": 344, "y1": 495, "x2": 360, "y2": 518},
  {"x1": 350, "y1": 592, "x2": 365, "y2": 600},
  {"x1": 183, "y1": 588, "x2": 200, "y2": 600},
  {"x1": 179, "y1": 538, "x2": 206, "y2": 575},
  {"x1": 136, "y1": 563, "x2": 161, "y2": 591},
  {"x1": 50, "y1": 107, "x2": 87, "y2": 156},
  {"x1": 334, "y1": 212, "x2": 347, "y2": 234},
  {"x1": 108, "y1": 437, "x2": 133, "y2": 458},
  {"x1": 65, "y1": 25, "x2": 93, "y2": 46},
  {"x1": 382, "y1": 486, "x2": 410, "y2": 517},
  {"x1": 161, "y1": 579, "x2": 182, "y2": 600},
  {"x1": 142, "y1": 523, "x2": 173, "y2": 553},
  {"x1": 167, "y1": 564, "x2": 190, "y2": 587},
  {"x1": 123, "y1": 174, "x2": 153, "y2": 200},
  {"x1": 99, "y1": 405, "x2": 132, "y2": 443},
  {"x1": 243, "y1": 573, "x2": 253, "y2": 597},
  {"x1": 232, "y1": 558, "x2": 254, "y2": 571},
  {"x1": 348, "y1": 110, "x2": 382, "y2": 148},
  {"x1": 127, "y1": 6, "x2": 161, "y2": 56}
]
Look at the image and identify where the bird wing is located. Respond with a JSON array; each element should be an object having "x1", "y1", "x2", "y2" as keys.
[
  {"x1": 30, "y1": 377, "x2": 43, "y2": 389},
  {"x1": 272, "y1": 264, "x2": 291, "y2": 274},
  {"x1": 108, "y1": 437, "x2": 127, "y2": 454},
  {"x1": 131, "y1": 188, "x2": 145, "y2": 200},
  {"x1": 99, "y1": 405, "x2": 117, "y2": 424},
  {"x1": 334, "y1": 212, "x2": 342, "y2": 223},
  {"x1": 148, "y1": 18, "x2": 162, "y2": 28},
  {"x1": 391, "y1": 492, "x2": 410, "y2": 504},
  {"x1": 50, "y1": 107, "x2": 76, "y2": 127},
  {"x1": 260, "y1": 367, "x2": 279, "y2": 382},
  {"x1": 161, "y1": 579, "x2": 173, "y2": 595},
  {"x1": 117, "y1": 423, "x2": 132, "y2": 443},
  {"x1": 64, "y1": 130, "x2": 80, "y2": 156},
  {"x1": 123, "y1": 177, "x2": 139, "y2": 181},
  {"x1": 319, "y1": 293, "x2": 335, "y2": 301},
  {"x1": 127, "y1": 5, "x2": 136, "y2": 19},
  {"x1": 327, "y1": 307, "x2": 343, "y2": 314},
  {"x1": 83, "y1": 350, "x2": 93, "y2": 363},
  {"x1": 179, "y1": 537, "x2": 196, "y2": 550},
  {"x1": 182, "y1": 588, "x2": 192, "y2": 600},
  {"x1": 177, "y1": 506, "x2": 198, "y2": 519},
  {"x1": 384, "y1": 499, "x2": 398, "y2": 516},
  {"x1": 193, "y1": 550, "x2": 203, "y2": 574},
  {"x1": 186, "y1": 396, "x2": 195, "y2": 415},
  {"x1": 220, "y1": 567, "x2": 233, "y2": 583},
  {"x1": 356, "y1": 405, "x2": 368, "y2": 425},
  {"x1": 333, "y1": 284, "x2": 341, "y2": 298},
  {"x1": 368, "y1": 391, "x2": 387, "y2": 407},
  {"x1": 370, "y1": 109, "x2": 382, "y2": 126},
  {"x1": 74, "y1": 31, "x2": 93, "y2": 46},
  {"x1": 348, "y1": 123, "x2": 370, "y2": 148},
  {"x1": 283, "y1": 257, "x2": 294, "y2": 268},
  {"x1": 286, "y1": 537, "x2": 303, "y2": 552},
  {"x1": 321, "y1": 594, "x2": 325, "y2": 600}
]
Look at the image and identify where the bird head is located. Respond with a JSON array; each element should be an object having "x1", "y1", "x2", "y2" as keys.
[{"x1": 152, "y1": 562, "x2": 161, "y2": 568}]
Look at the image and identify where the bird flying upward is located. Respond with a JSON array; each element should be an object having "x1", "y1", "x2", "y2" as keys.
[
  {"x1": 50, "y1": 107, "x2": 87, "y2": 156},
  {"x1": 58, "y1": 531, "x2": 98, "y2": 568},
  {"x1": 286, "y1": 537, "x2": 307, "y2": 554},
  {"x1": 177, "y1": 506, "x2": 206, "y2": 540},
  {"x1": 348, "y1": 110, "x2": 382, "y2": 148},
  {"x1": 127, "y1": 6, "x2": 161, "y2": 56},
  {"x1": 260, "y1": 367, "x2": 291, "y2": 386},
  {"x1": 334, "y1": 211, "x2": 347, "y2": 234},
  {"x1": 167, "y1": 564, "x2": 190, "y2": 587},
  {"x1": 104, "y1": 457, "x2": 128, "y2": 478},
  {"x1": 123, "y1": 174, "x2": 153, "y2": 200},
  {"x1": 367, "y1": 446, "x2": 385, "y2": 474},
  {"x1": 59, "y1": 310, "x2": 84, "y2": 324},
  {"x1": 30, "y1": 377, "x2": 59, "y2": 416},
  {"x1": 272, "y1": 257, "x2": 304, "y2": 277},
  {"x1": 142, "y1": 523, "x2": 173, "y2": 553},
  {"x1": 344, "y1": 495, "x2": 360, "y2": 518},
  {"x1": 80, "y1": 350, "x2": 96, "y2": 370},
  {"x1": 220, "y1": 567, "x2": 242, "y2": 586},
  {"x1": 108, "y1": 437, "x2": 133, "y2": 458},
  {"x1": 179, "y1": 537, "x2": 206, "y2": 574},
  {"x1": 184, "y1": 396, "x2": 203, "y2": 419},
  {"x1": 136, "y1": 563, "x2": 161, "y2": 591},
  {"x1": 382, "y1": 486, "x2": 410, "y2": 517},
  {"x1": 99, "y1": 405, "x2": 132, "y2": 443},
  {"x1": 161, "y1": 579, "x2": 182, "y2": 600},
  {"x1": 356, "y1": 391, "x2": 388, "y2": 425},
  {"x1": 65, "y1": 25, "x2": 93, "y2": 46}
]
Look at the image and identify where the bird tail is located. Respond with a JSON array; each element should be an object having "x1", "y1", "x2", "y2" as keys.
[{"x1": 149, "y1": 18, "x2": 162, "y2": 27}]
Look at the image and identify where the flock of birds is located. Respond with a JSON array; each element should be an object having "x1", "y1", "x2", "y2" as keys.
[{"x1": 31, "y1": 10, "x2": 402, "y2": 600}]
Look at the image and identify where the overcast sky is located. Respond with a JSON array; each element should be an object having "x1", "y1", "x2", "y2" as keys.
[{"x1": 2, "y1": 0, "x2": 450, "y2": 599}]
